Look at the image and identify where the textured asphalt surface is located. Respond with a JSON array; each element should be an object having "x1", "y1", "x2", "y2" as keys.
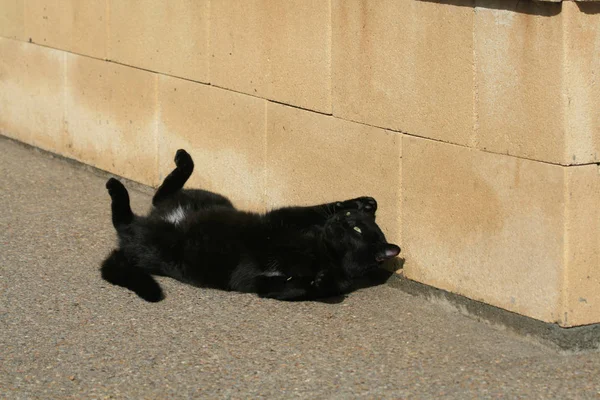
[{"x1": 1, "y1": 137, "x2": 600, "y2": 399}]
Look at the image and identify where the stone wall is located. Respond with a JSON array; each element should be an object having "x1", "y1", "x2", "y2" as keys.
[{"x1": 1, "y1": 0, "x2": 598, "y2": 326}]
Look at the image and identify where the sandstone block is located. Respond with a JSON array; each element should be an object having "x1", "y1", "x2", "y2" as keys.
[
  {"x1": 65, "y1": 54, "x2": 158, "y2": 185},
  {"x1": 109, "y1": 0, "x2": 209, "y2": 83},
  {"x1": 0, "y1": 0, "x2": 25, "y2": 40},
  {"x1": 564, "y1": 164, "x2": 600, "y2": 326},
  {"x1": 211, "y1": 0, "x2": 331, "y2": 113},
  {"x1": 402, "y1": 135, "x2": 564, "y2": 323},
  {"x1": 475, "y1": 4, "x2": 565, "y2": 164},
  {"x1": 563, "y1": 1, "x2": 600, "y2": 165},
  {"x1": 158, "y1": 75, "x2": 267, "y2": 211},
  {"x1": 25, "y1": 0, "x2": 106, "y2": 58},
  {"x1": 332, "y1": 0, "x2": 474, "y2": 146},
  {"x1": 0, "y1": 39, "x2": 66, "y2": 152}
]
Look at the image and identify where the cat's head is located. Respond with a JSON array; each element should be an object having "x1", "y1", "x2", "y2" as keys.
[{"x1": 323, "y1": 210, "x2": 400, "y2": 277}]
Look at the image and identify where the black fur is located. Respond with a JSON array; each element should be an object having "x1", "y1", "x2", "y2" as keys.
[{"x1": 101, "y1": 149, "x2": 400, "y2": 302}]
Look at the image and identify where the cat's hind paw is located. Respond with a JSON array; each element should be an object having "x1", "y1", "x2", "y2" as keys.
[{"x1": 174, "y1": 149, "x2": 193, "y2": 170}]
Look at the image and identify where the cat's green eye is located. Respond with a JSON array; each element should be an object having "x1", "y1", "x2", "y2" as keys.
[
  {"x1": 353, "y1": 226, "x2": 362, "y2": 234},
  {"x1": 346, "y1": 212, "x2": 351, "y2": 216}
]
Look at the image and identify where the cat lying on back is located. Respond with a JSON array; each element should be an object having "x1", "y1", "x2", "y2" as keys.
[{"x1": 101, "y1": 149, "x2": 400, "y2": 302}]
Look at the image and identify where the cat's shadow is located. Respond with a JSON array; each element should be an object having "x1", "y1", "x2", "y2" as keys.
[{"x1": 314, "y1": 258, "x2": 405, "y2": 304}]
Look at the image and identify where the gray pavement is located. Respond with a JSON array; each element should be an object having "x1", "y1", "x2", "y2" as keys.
[{"x1": 1, "y1": 136, "x2": 599, "y2": 399}]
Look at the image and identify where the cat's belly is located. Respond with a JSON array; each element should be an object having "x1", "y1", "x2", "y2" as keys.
[{"x1": 227, "y1": 258, "x2": 280, "y2": 293}]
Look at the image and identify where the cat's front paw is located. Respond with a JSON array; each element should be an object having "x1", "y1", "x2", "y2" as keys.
[
  {"x1": 313, "y1": 270, "x2": 335, "y2": 290},
  {"x1": 338, "y1": 196, "x2": 377, "y2": 214},
  {"x1": 174, "y1": 149, "x2": 194, "y2": 170},
  {"x1": 313, "y1": 270, "x2": 349, "y2": 297}
]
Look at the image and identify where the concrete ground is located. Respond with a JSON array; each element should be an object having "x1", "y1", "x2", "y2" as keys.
[{"x1": 1, "y1": 136, "x2": 599, "y2": 399}]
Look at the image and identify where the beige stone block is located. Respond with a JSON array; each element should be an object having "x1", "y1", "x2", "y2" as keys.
[
  {"x1": 563, "y1": 1, "x2": 600, "y2": 165},
  {"x1": 267, "y1": 1, "x2": 331, "y2": 113},
  {"x1": 475, "y1": 4, "x2": 567, "y2": 164},
  {"x1": 109, "y1": 0, "x2": 209, "y2": 83},
  {"x1": 65, "y1": 54, "x2": 158, "y2": 185},
  {"x1": 332, "y1": 0, "x2": 474, "y2": 146},
  {"x1": 563, "y1": 164, "x2": 600, "y2": 326},
  {"x1": 266, "y1": 102, "x2": 401, "y2": 245},
  {"x1": 25, "y1": 0, "x2": 107, "y2": 58},
  {"x1": 0, "y1": 38, "x2": 66, "y2": 152},
  {"x1": 210, "y1": 0, "x2": 331, "y2": 113},
  {"x1": 158, "y1": 75, "x2": 267, "y2": 211},
  {"x1": 0, "y1": 0, "x2": 25, "y2": 40},
  {"x1": 209, "y1": 0, "x2": 268, "y2": 98},
  {"x1": 402, "y1": 135, "x2": 565, "y2": 323}
]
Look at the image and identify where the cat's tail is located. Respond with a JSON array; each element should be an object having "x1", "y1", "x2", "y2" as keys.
[
  {"x1": 106, "y1": 178, "x2": 134, "y2": 229},
  {"x1": 100, "y1": 250, "x2": 164, "y2": 302}
]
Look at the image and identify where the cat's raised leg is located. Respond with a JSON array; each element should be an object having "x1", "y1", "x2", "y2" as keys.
[
  {"x1": 106, "y1": 178, "x2": 134, "y2": 229},
  {"x1": 152, "y1": 149, "x2": 194, "y2": 206},
  {"x1": 100, "y1": 250, "x2": 164, "y2": 302}
]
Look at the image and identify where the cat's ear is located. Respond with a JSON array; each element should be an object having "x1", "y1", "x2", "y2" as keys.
[{"x1": 375, "y1": 244, "x2": 401, "y2": 262}]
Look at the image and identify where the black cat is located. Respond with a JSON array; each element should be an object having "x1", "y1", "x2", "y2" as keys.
[{"x1": 101, "y1": 149, "x2": 400, "y2": 302}]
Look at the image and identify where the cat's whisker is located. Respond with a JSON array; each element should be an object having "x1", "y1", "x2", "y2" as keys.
[{"x1": 318, "y1": 205, "x2": 334, "y2": 219}]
